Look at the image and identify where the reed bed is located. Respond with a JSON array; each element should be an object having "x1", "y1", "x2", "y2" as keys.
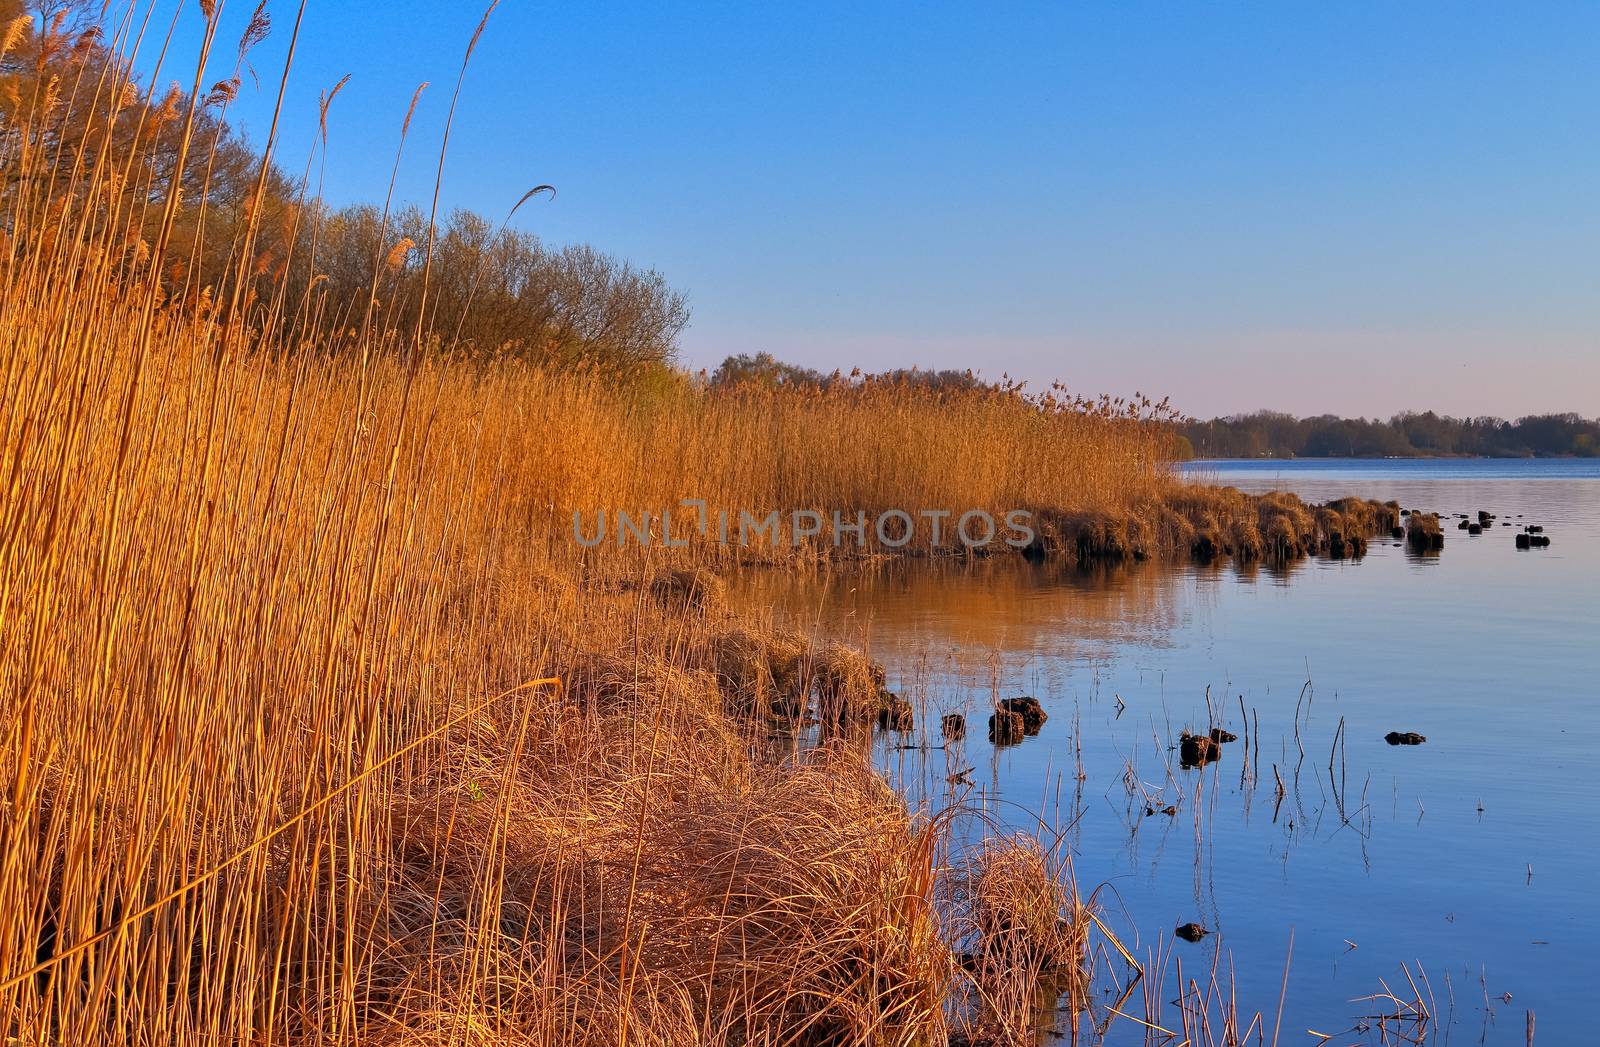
[
  {"x1": 0, "y1": 6, "x2": 1385, "y2": 1044},
  {"x1": 0, "y1": 10, "x2": 1097, "y2": 1040}
]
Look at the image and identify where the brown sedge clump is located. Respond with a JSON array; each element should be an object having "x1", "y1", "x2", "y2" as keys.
[
  {"x1": 703, "y1": 626, "x2": 812, "y2": 721},
  {"x1": 946, "y1": 835, "x2": 1091, "y2": 1043}
]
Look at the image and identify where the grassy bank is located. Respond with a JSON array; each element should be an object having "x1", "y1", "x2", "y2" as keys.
[
  {"x1": 0, "y1": 302, "x2": 1104, "y2": 1040},
  {"x1": 0, "y1": 258, "x2": 1150, "y2": 1045}
]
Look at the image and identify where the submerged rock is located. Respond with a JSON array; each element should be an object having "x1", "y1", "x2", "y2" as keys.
[
  {"x1": 1179, "y1": 731, "x2": 1220, "y2": 767},
  {"x1": 941, "y1": 713, "x2": 966, "y2": 741},
  {"x1": 997, "y1": 695, "x2": 1048, "y2": 735},
  {"x1": 988, "y1": 710, "x2": 1026, "y2": 746},
  {"x1": 1175, "y1": 922, "x2": 1209, "y2": 943},
  {"x1": 1385, "y1": 731, "x2": 1426, "y2": 746}
]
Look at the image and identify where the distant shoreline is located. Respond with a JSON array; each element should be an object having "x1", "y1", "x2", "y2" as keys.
[{"x1": 1179, "y1": 412, "x2": 1599, "y2": 459}]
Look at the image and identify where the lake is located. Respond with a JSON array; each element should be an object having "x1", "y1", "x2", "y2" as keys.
[{"x1": 734, "y1": 458, "x2": 1599, "y2": 1044}]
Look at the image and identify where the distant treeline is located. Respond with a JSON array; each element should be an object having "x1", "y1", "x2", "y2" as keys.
[
  {"x1": 708, "y1": 352, "x2": 1001, "y2": 391},
  {"x1": 1181, "y1": 411, "x2": 1600, "y2": 459}
]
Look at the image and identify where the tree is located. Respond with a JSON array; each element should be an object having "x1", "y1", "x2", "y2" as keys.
[
  {"x1": 2, "y1": 3, "x2": 691, "y2": 372},
  {"x1": 710, "y1": 352, "x2": 830, "y2": 388}
]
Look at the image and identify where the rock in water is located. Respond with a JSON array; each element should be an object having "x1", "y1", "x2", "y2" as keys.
[
  {"x1": 989, "y1": 710, "x2": 1026, "y2": 745},
  {"x1": 876, "y1": 693, "x2": 914, "y2": 731},
  {"x1": 997, "y1": 695, "x2": 1047, "y2": 735},
  {"x1": 1179, "y1": 731, "x2": 1220, "y2": 767}
]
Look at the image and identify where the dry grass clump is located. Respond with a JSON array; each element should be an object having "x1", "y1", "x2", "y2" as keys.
[
  {"x1": 1030, "y1": 487, "x2": 1395, "y2": 565},
  {"x1": 966, "y1": 838, "x2": 1083, "y2": 971},
  {"x1": 814, "y1": 641, "x2": 892, "y2": 730},
  {"x1": 1257, "y1": 490, "x2": 1319, "y2": 558},
  {"x1": 702, "y1": 626, "x2": 812, "y2": 720},
  {"x1": 565, "y1": 652, "x2": 723, "y2": 720},
  {"x1": 700, "y1": 629, "x2": 909, "y2": 729},
  {"x1": 368, "y1": 653, "x2": 950, "y2": 1047},
  {"x1": 1406, "y1": 511, "x2": 1446, "y2": 551},
  {"x1": 648, "y1": 567, "x2": 729, "y2": 615},
  {"x1": 946, "y1": 836, "x2": 1088, "y2": 1044},
  {"x1": 1148, "y1": 501, "x2": 1199, "y2": 552},
  {"x1": 765, "y1": 633, "x2": 814, "y2": 713},
  {"x1": 1029, "y1": 511, "x2": 1147, "y2": 564}
]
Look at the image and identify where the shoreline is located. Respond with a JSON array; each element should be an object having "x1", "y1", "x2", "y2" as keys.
[{"x1": 625, "y1": 486, "x2": 1411, "y2": 571}]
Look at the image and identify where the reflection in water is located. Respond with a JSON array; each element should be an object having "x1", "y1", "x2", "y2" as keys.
[
  {"x1": 731, "y1": 555, "x2": 1312, "y2": 698},
  {"x1": 730, "y1": 459, "x2": 1600, "y2": 1045},
  {"x1": 734, "y1": 556, "x2": 1189, "y2": 657}
]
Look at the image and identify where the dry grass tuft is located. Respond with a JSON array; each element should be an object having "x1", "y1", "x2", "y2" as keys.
[
  {"x1": 813, "y1": 641, "x2": 890, "y2": 731},
  {"x1": 566, "y1": 652, "x2": 723, "y2": 720},
  {"x1": 368, "y1": 646, "x2": 949, "y2": 1046},
  {"x1": 947, "y1": 835, "x2": 1088, "y2": 1044},
  {"x1": 1407, "y1": 512, "x2": 1446, "y2": 552},
  {"x1": 1028, "y1": 487, "x2": 1396, "y2": 565},
  {"x1": 648, "y1": 567, "x2": 729, "y2": 615},
  {"x1": 702, "y1": 626, "x2": 812, "y2": 720},
  {"x1": 969, "y1": 838, "x2": 1081, "y2": 969}
]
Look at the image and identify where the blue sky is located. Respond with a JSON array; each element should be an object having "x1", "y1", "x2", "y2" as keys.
[{"x1": 143, "y1": 1, "x2": 1599, "y2": 418}]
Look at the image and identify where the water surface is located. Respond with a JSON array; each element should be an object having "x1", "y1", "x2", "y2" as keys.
[{"x1": 736, "y1": 458, "x2": 1599, "y2": 1043}]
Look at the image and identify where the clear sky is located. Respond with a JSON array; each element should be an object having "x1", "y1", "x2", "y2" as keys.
[{"x1": 144, "y1": 1, "x2": 1599, "y2": 419}]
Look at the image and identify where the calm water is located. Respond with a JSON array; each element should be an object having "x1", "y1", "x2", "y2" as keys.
[{"x1": 735, "y1": 458, "x2": 1600, "y2": 1044}]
